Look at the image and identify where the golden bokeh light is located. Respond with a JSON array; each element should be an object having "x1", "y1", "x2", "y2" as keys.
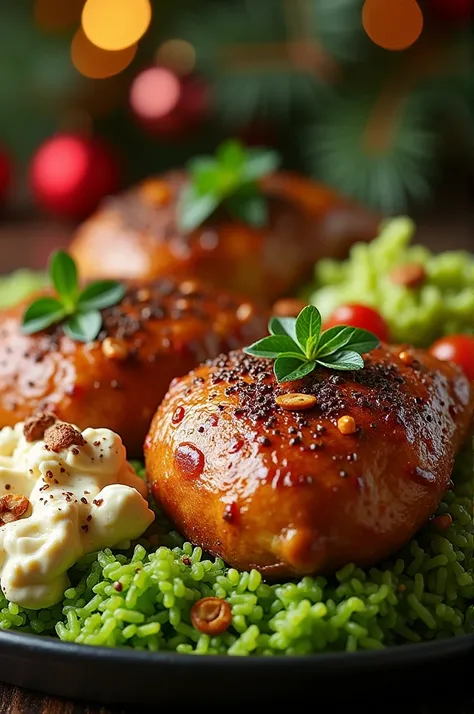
[
  {"x1": 71, "y1": 27, "x2": 137, "y2": 79},
  {"x1": 156, "y1": 39, "x2": 196, "y2": 75},
  {"x1": 82, "y1": 0, "x2": 152, "y2": 51},
  {"x1": 34, "y1": 0, "x2": 85, "y2": 32},
  {"x1": 362, "y1": 0, "x2": 424, "y2": 51}
]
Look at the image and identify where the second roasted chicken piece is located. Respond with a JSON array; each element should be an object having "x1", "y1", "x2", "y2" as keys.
[
  {"x1": 70, "y1": 170, "x2": 379, "y2": 303},
  {"x1": 0, "y1": 280, "x2": 266, "y2": 457},
  {"x1": 146, "y1": 346, "x2": 473, "y2": 577}
]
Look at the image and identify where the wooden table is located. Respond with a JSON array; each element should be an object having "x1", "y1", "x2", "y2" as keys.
[
  {"x1": 0, "y1": 176, "x2": 472, "y2": 713},
  {"x1": 2, "y1": 680, "x2": 474, "y2": 713}
]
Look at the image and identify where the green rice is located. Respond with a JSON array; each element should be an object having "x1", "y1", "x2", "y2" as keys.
[
  {"x1": 0, "y1": 231, "x2": 472, "y2": 654},
  {"x1": 0, "y1": 269, "x2": 47, "y2": 308},
  {"x1": 0, "y1": 452, "x2": 471, "y2": 654},
  {"x1": 307, "y1": 216, "x2": 474, "y2": 345}
]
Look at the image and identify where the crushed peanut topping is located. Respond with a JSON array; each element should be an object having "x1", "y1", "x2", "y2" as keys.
[
  {"x1": 190, "y1": 597, "x2": 232, "y2": 635},
  {"x1": 390, "y1": 263, "x2": 426, "y2": 288},
  {"x1": 23, "y1": 412, "x2": 57, "y2": 442},
  {"x1": 272, "y1": 298, "x2": 306, "y2": 318},
  {"x1": 140, "y1": 179, "x2": 172, "y2": 207},
  {"x1": 399, "y1": 350, "x2": 414, "y2": 366},
  {"x1": 101, "y1": 337, "x2": 129, "y2": 361},
  {"x1": 179, "y1": 280, "x2": 200, "y2": 296},
  {"x1": 44, "y1": 423, "x2": 86, "y2": 453},
  {"x1": 236, "y1": 303, "x2": 254, "y2": 322},
  {"x1": 337, "y1": 415, "x2": 357, "y2": 435},
  {"x1": 275, "y1": 393, "x2": 317, "y2": 411},
  {"x1": 136, "y1": 288, "x2": 151, "y2": 303},
  {"x1": 0, "y1": 494, "x2": 30, "y2": 526}
]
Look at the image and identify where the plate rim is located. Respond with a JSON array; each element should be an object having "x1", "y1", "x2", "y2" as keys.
[{"x1": 0, "y1": 627, "x2": 472, "y2": 669}]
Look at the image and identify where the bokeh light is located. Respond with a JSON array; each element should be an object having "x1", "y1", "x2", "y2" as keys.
[
  {"x1": 71, "y1": 28, "x2": 137, "y2": 79},
  {"x1": 82, "y1": 0, "x2": 151, "y2": 51},
  {"x1": 156, "y1": 39, "x2": 196, "y2": 75},
  {"x1": 129, "y1": 67, "x2": 181, "y2": 122},
  {"x1": 34, "y1": 0, "x2": 85, "y2": 32},
  {"x1": 362, "y1": 0, "x2": 424, "y2": 51}
]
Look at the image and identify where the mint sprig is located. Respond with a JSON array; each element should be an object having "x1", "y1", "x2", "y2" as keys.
[
  {"x1": 177, "y1": 139, "x2": 280, "y2": 233},
  {"x1": 244, "y1": 305, "x2": 380, "y2": 383},
  {"x1": 21, "y1": 251, "x2": 125, "y2": 342}
]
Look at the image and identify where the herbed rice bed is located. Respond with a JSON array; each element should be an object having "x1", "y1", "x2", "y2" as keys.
[{"x1": 0, "y1": 453, "x2": 472, "y2": 656}]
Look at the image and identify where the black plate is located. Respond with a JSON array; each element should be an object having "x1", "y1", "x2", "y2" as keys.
[{"x1": 0, "y1": 629, "x2": 472, "y2": 706}]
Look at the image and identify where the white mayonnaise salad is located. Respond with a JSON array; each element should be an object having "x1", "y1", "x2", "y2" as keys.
[{"x1": 0, "y1": 419, "x2": 154, "y2": 609}]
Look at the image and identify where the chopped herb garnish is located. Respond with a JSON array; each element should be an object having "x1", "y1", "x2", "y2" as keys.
[
  {"x1": 177, "y1": 139, "x2": 280, "y2": 233},
  {"x1": 21, "y1": 251, "x2": 125, "y2": 343},
  {"x1": 244, "y1": 305, "x2": 380, "y2": 383}
]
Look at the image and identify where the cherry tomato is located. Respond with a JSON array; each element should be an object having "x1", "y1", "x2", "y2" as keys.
[
  {"x1": 429, "y1": 335, "x2": 474, "y2": 381},
  {"x1": 323, "y1": 304, "x2": 390, "y2": 342}
]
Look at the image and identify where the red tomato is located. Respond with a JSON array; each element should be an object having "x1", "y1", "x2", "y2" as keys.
[
  {"x1": 429, "y1": 335, "x2": 474, "y2": 381},
  {"x1": 323, "y1": 304, "x2": 390, "y2": 343}
]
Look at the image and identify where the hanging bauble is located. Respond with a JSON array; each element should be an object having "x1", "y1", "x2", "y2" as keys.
[{"x1": 29, "y1": 133, "x2": 120, "y2": 219}]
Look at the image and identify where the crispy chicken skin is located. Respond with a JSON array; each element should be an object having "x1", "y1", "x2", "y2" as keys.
[
  {"x1": 0, "y1": 281, "x2": 267, "y2": 457},
  {"x1": 69, "y1": 171, "x2": 380, "y2": 303},
  {"x1": 146, "y1": 346, "x2": 473, "y2": 577}
]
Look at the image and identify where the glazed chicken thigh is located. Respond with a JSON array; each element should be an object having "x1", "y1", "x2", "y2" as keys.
[
  {"x1": 0, "y1": 280, "x2": 267, "y2": 457},
  {"x1": 70, "y1": 171, "x2": 379, "y2": 303},
  {"x1": 146, "y1": 345, "x2": 473, "y2": 576}
]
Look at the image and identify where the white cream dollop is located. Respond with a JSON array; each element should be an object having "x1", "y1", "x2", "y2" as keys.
[{"x1": 0, "y1": 422, "x2": 154, "y2": 609}]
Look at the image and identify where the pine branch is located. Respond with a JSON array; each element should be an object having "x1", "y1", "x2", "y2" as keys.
[
  {"x1": 177, "y1": 0, "x2": 366, "y2": 126},
  {"x1": 303, "y1": 31, "x2": 471, "y2": 212}
]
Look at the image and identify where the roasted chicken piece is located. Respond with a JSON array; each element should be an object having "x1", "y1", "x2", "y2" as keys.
[
  {"x1": 69, "y1": 171, "x2": 380, "y2": 303},
  {"x1": 146, "y1": 346, "x2": 473, "y2": 576},
  {"x1": 0, "y1": 281, "x2": 266, "y2": 457}
]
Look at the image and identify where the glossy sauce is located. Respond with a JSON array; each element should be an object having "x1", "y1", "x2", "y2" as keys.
[
  {"x1": 171, "y1": 406, "x2": 185, "y2": 425},
  {"x1": 174, "y1": 442, "x2": 205, "y2": 478}
]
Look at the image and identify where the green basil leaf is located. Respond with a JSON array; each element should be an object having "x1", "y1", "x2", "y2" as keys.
[
  {"x1": 21, "y1": 297, "x2": 66, "y2": 334},
  {"x1": 49, "y1": 251, "x2": 78, "y2": 308},
  {"x1": 78, "y1": 281, "x2": 126, "y2": 312},
  {"x1": 188, "y1": 157, "x2": 217, "y2": 176},
  {"x1": 295, "y1": 305, "x2": 322, "y2": 354},
  {"x1": 227, "y1": 194, "x2": 268, "y2": 227},
  {"x1": 343, "y1": 328, "x2": 380, "y2": 354},
  {"x1": 316, "y1": 326, "x2": 353, "y2": 357},
  {"x1": 177, "y1": 185, "x2": 219, "y2": 233},
  {"x1": 268, "y1": 316, "x2": 297, "y2": 343},
  {"x1": 274, "y1": 356, "x2": 316, "y2": 383},
  {"x1": 243, "y1": 335, "x2": 303, "y2": 359},
  {"x1": 217, "y1": 139, "x2": 246, "y2": 171},
  {"x1": 317, "y1": 326, "x2": 380, "y2": 358},
  {"x1": 193, "y1": 165, "x2": 223, "y2": 195},
  {"x1": 316, "y1": 350, "x2": 365, "y2": 371},
  {"x1": 63, "y1": 310, "x2": 102, "y2": 343},
  {"x1": 243, "y1": 148, "x2": 280, "y2": 181}
]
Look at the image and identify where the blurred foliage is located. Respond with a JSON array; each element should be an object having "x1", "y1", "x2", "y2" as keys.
[{"x1": 0, "y1": 0, "x2": 472, "y2": 212}]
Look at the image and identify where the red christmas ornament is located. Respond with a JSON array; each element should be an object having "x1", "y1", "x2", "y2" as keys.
[
  {"x1": 29, "y1": 133, "x2": 120, "y2": 219},
  {"x1": 428, "y1": 0, "x2": 473, "y2": 22},
  {"x1": 0, "y1": 147, "x2": 12, "y2": 203},
  {"x1": 129, "y1": 67, "x2": 209, "y2": 139}
]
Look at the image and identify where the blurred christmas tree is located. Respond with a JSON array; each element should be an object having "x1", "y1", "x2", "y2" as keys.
[{"x1": 0, "y1": 0, "x2": 472, "y2": 217}]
